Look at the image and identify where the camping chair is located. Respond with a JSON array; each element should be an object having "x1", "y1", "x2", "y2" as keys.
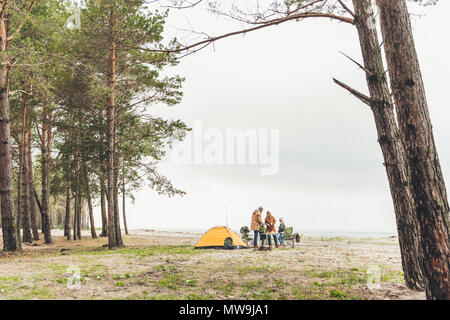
[
  {"x1": 283, "y1": 227, "x2": 301, "y2": 248},
  {"x1": 240, "y1": 226, "x2": 254, "y2": 248}
]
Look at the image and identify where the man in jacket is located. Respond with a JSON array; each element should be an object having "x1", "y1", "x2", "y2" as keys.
[{"x1": 251, "y1": 207, "x2": 264, "y2": 250}]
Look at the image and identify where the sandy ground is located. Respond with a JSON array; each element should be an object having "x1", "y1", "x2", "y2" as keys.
[{"x1": 0, "y1": 229, "x2": 426, "y2": 300}]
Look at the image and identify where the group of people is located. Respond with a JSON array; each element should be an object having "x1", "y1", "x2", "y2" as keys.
[{"x1": 251, "y1": 206, "x2": 285, "y2": 251}]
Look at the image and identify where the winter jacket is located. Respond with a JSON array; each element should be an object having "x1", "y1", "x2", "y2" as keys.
[
  {"x1": 251, "y1": 210, "x2": 263, "y2": 231},
  {"x1": 265, "y1": 212, "x2": 276, "y2": 234}
]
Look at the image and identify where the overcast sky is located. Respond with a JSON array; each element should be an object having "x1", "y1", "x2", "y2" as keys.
[{"x1": 107, "y1": 1, "x2": 450, "y2": 234}]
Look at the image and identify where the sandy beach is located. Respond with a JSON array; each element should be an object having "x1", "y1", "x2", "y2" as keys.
[{"x1": 0, "y1": 229, "x2": 426, "y2": 300}]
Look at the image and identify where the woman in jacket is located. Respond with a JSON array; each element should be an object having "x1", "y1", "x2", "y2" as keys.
[{"x1": 265, "y1": 211, "x2": 279, "y2": 248}]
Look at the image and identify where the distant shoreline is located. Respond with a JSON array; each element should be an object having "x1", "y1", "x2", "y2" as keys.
[{"x1": 127, "y1": 228, "x2": 398, "y2": 239}]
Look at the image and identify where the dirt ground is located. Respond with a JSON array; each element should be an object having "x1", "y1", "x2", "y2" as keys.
[{"x1": 0, "y1": 229, "x2": 426, "y2": 300}]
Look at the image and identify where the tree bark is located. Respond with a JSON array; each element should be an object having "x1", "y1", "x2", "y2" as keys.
[
  {"x1": 65, "y1": 178, "x2": 72, "y2": 240},
  {"x1": 76, "y1": 195, "x2": 81, "y2": 240},
  {"x1": 100, "y1": 180, "x2": 108, "y2": 237},
  {"x1": 73, "y1": 191, "x2": 78, "y2": 240},
  {"x1": 27, "y1": 127, "x2": 39, "y2": 241},
  {"x1": 0, "y1": 12, "x2": 19, "y2": 252},
  {"x1": 122, "y1": 170, "x2": 128, "y2": 235},
  {"x1": 107, "y1": 7, "x2": 117, "y2": 249},
  {"x1": 40, "y1": 108, "x2": 53, "y2": 244},
  {"x1": 344, "y1": 0, "x2": 423, "y2": 291},
  {"x1": 21, "y1": 129, "x2": 32, "y2": 243},
  {"x1": 376, "y1": 0, "x2": 450, "y2": 300},
  {"x1": 74, "y1": 143, "x2": 82, "y2": 241},
  {"x1": 83, "y1": 165, "x2": 97, "y2": 238},
  {"x1": 113, "y1": 148, "x2": 123, "y2": 247}
]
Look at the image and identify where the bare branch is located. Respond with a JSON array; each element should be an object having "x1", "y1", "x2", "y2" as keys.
[
  {"x1": 161, "y1": 0, "x2": 203, "y2": 9},
  {"x1": 339, "y1": 51, "x2": 372, "y2": 76},
  {"x1": 337, "y1": 0, "x2": 356, "y2": 18},
  {"x1": 333, "y1": 77, "x2": 372, "y2": 107},
  {"x1": 132, "y1": 11, "x2": 354, "y2": 55}
]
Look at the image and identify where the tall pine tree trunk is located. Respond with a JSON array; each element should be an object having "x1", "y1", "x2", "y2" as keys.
[
  {"x1": 65, "y1": 178, "x2": 72, "y2": 240},
  {"x1": 341, "y1": 0, "x2": 423, "y2": 291},
  {"x1": 40, "y1": 109, "x2": 53, "y2": 244},
  {"x1": 83, "y1": 165, "x2": 97, "y2": 238},
  {"x1": 122, "y1": 170, "x2": 128, "y2": 235},
  {"x1": 376, "y1": 0, "x2": 450, "y2": 300},
  {"x1": 100, "y1": 179, "x2": 107, "y2": 237},
  {"x1": 0, "y1": 13, "x2": 19, "y2": 252},
  {"x1": 113, "y1": 149, "x2": 123, "y2": 247},
  {"x1": 21, "y1": 130, "x2": 32, "y2": 243},
  {"x1": 27, "y1": 127, "x2": 39, "y2": 241},
  {"x1": 76, "y1": 196, "x2": 81, "y2": 240},
  {"x1": 107, "y1": 7, "x2": 117, "y2": 249},
  {"x1": 74, "y1": 138, "x2": 82, "y2": 241}
]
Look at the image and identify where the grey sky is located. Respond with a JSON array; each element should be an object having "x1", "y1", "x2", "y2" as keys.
[{"x1": 105, "y1": 1, "x2": 450, "y2": 234}]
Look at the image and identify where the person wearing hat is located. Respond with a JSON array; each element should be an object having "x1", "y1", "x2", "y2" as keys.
[{"x1": 251, "y1": 206, "x2": 264, "y2": 251}]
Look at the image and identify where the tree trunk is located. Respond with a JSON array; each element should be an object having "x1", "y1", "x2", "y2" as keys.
[
  {"x1": 376, "y1": 0, "x2": 450, "y2": 300},
  {"x1": 100, "y1": 180, "x2": 108, "y2": 237},
  {"x1": 83, "y1": 165, "x2": 97, "y2": 238},
  {"x1": 27, "y1": 127, "x2": 39, "y2": 241},
  {"x1": 16, "y1": 96, "x2": 28, "y2": 247},
  {"x1": 342, "y1": 0, "x2": 423, "y2": 291},
  {"x1": 74, "y1": 148, "x2": 82, "y2": 241},
  {"x1": 0, "y1": 14, "x2": 19, "y2": 252},
  {"x1": 21, "y1": 130, "x2": 32, "y2": 243},
  {"x1": 107, "y1": 7, "x2": 117, "y2": 249},
  {"x1": 40, "y1": 109, "x2": 53, "y2": 244},
  {"x1": 76, "y1": 195, "x2": 82, "y2": 240},
  {"x1": 113, "y1": 150, "x2": 123, "y2": 247},
  {"x1": 73, "y1": 192, "x2": 77, "y2": 240},
  {"x1": 122, "y1": 172, "x2": 128, "y2": 235},
  {"x1": 65, "y1": 179, "x2": 72, "y2": 240}
]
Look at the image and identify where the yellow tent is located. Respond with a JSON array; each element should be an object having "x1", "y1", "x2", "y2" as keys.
[{"x1": 195, "y1": 226, "x2": 248, "y2": 249}]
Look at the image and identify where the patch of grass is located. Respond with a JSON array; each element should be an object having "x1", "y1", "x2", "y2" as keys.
[
  {"x1": 155, "y1": 265, "x2": 178, "y2": 274},
  {"x1": 47, "y1": 264, "x2": 68, "y2": 274},
  {"x1": 156, "y1": 274, "x2": 183, "y2": 290},
  {"x1": 184, "y1": 279, "x2": 197, "y2": 287},
  {"x1": 235, "y1": 265, "x2": 280, "y2": 275},
  {"x1": 292, "y1": 286, "x2": 323, "y2": 300},
  {"x1": 252, "y1": 288, "x2": 276, "y2": 300},
  {"x1": 185, "y1": 293, "x2": 209, "y2": 300},
  {"x1": 224, "y1": 283, "x2": 235, "y2": 298},
  {"x1": 273, "y1": 279, "x2": 284, "y2": 287},
  {"x1": 17, "y1": 286, "x2": 55, "y2": 300},
  {"x1": 313, "y1": 281, "x2": 324, "y2": 288},
  {"x1": 55, "y1": 277, "x2": 68, "y2": 284},
  {"x1": 302, "y1": 268, "x2": 367, "y2": 286},
  {"x1": 320, "y1": 237, "x2": 344, "y2": 242},
  {"x1": 329, "y1": 290, "x2": 348, "y2": 299},
  {"x1": 0, "y1": 276, "x2": 22, "y2": 296},
  {"x1": 72, "y1": 245, "x2": 200, "y2": 257},
  {"x1": 0, "y1": 276, "x2": 21, "y2": 283},
  {"x1": 243, "y1": 280, "x2": 263, "y2": 289}
]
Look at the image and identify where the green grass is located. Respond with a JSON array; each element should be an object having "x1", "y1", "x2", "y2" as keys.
[
  {"x1": 329, "y1": 290, "x2": 348, "y2": 299},
  {"x1": 71, "y1": 245, "x2": 200, "y2": 257},
  {"x1": 235, "y1": 265, "x2": 281, "y2": 275},
  {"x1": 156, "y1": 274, "x2": 184, "y2": 289},
  {"x1": 302, "y1": 268, "x2": 367, "y2": 286}
]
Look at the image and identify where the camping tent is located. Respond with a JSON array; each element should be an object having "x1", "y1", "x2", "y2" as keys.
[{"x1": 195, "y1": 226, "x2": 248, "y2": 249}]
